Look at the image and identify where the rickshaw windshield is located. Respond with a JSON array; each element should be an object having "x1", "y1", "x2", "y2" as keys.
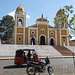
[{"x1": 15, "y1": 49, "x2": 35, "y2": 57}]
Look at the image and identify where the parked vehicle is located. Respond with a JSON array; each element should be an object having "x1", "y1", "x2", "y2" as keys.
[
  {"x1": 14, "y1": 49, "x2": 40, "y2": 65},
  {"x1": 26, "y1": 57, "x2": 54, "y2": 75}
]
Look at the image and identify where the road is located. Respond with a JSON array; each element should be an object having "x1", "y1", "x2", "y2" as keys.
[{"x1": 0, "y1": 58, "x2": 75, "y2": 75}]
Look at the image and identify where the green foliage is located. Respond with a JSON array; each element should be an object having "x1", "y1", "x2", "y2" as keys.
[{"x1": 0, "y1": 15, "x2": 15, "y2": 40}]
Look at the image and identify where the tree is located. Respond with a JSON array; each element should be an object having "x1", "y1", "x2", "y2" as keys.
[
  {"x1": 0, "y1": 15, "x2": 15, "y2": 40},
  {"x1": 54, "y1": 5, "x2": 75, "y2": 36}
]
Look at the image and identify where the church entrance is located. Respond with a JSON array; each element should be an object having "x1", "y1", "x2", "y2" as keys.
[
  {"x1": 40, "y1": 36, "x2": 45, "y2": 45},
  {"x1": 31, "y1": 37, "x2": 35, "y2": 45},
  {"x1": 50, "y1": 38, "x2": 54, "y2": 45}
]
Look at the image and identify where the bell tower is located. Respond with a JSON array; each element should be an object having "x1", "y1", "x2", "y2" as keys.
[{"x1": 14, "y1": 5, "x2": 26, "y2": 44}]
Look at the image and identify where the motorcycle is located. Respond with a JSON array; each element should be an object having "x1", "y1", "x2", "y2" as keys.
[{"x1": 26, "y1": 57, "x2": 54, "y2": 75}]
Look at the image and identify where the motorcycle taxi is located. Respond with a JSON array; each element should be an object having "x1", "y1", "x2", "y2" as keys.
[{"x1": 14, "y1": 49, "x2": 40, "y2": 65}]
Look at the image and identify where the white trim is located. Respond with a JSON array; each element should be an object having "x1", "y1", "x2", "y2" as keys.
[
  {"x1": 50, "y1": 37, "x2": 55, "y2": 40},
  {"x1": 23, "y1": 28, "x2": 25, "y2": 45},
  {"x1": 15, "y1": 27, "x2": 16, "y2": 44},
  {"x1": 39, "y1": 34, "x2": 46, "y2": 44},
  {"x1": 48, "y1": 28, "x2": 55, "y2": 30},
  {"x1": 61, "y1": 29, "x2": 68, "y2": 30},
  {"x1": 23, "y1": 15, "x2": 26, "y2": 45},
  {"x1": 37, "y1": 29, "x2": 38, "y2": 45},
  {"x1": 48, "y1": 30, "x2": 49, "y2": 45},
  {"x1": 14, "y1": 26, "x2": 24, "y2": 28},
  {"x1": 55, "y1": 29, "x2": 57, "y2": 46},
  {"x1": 60, "y1": 29, "x2": 62, "y2": 46},
  {"x1": 36, "y1": 21, "x2": 49, "y2": 25},
  {"x1": 61, "y1": 35, "x2": 69, "y2": 36},
  {"x1": 18, "y1": 18, "x2": 23, "y2": 21},
  {"x1": 16, "y1": 33, "x2": 23, "y2": 34},
  {"x1": 28, "y1": 27, "x2": 38, "y2": 30},
  {"x1": 67, "y1": 30, "x2": 69, "y2": 46},
  {"x1": 16, "y1": 14, "x2": 26, "y2": 17},
  {"x1": 28, "y1": 28, "x2": 30, "y2": 45}
]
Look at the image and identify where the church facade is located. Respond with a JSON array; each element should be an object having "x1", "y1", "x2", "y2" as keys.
[{"x1": 14, "y1": 5, "x2": 69, "y2": 46}]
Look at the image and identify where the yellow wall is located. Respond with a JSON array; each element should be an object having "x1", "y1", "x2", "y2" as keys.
[
  {"x1": 38, "y1": 25, "x2": 48, "y2": 45},
  {"x1": 57, "y1": 29, "x2": 60, "y2": 45},
  {"x1": 61, "y1": 30, "x2": 67, "y2": 35},
  {"x1": 16, "y1": 34, "x2": 23, "y2": 44},
  {"x1": 49, "y1": 30, "x2": 55, "y2": 44},
  {"x1": 61, "y1": 36, "x2": 67, "y2": 46},
  {"x1": 17, "y1": 28, "x2": 24, "y2": 33},
  {"x1": 25, "y1": 28, "x2": 28, "y2": 44}
]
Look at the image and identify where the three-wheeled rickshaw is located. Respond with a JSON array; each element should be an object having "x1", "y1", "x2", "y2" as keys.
[{"x1": 14, "y1": 49, "x2": 40, "y2": 65}]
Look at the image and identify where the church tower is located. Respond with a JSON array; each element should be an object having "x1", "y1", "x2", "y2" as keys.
[
  {"x1": 55, "y1": 8, "x2": 68, "y2": 28},
  {"x1": 14, "y1": 5, "x2": 26, "y2": 44}
]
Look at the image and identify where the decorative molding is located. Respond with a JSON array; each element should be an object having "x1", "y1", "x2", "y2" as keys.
[
  {"x1": 61, "y1": 35, "x2": 69, "y2": 36},
  {"x1": 16, "y1": 33, "x2": 23, "y2": 34},
  {"x1": 36, "y1": 21, "x2": 49, "y2": 25},
  {"x1": 28, "y1": 27, "x2": 38, "y2": 30}
]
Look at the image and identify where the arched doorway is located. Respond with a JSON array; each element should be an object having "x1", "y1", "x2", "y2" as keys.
[
  {"x1": 50, "y1": 38, "x2": 54, "y2": 45},
  {"x1": 40, "y1": 35, "x2": 45, "y2": 45},
  {"x1": 31, "y1": 37, "x2": 35, "y2": 45}
]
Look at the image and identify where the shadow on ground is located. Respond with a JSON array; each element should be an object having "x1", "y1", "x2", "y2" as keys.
[{"x1": 3, "y1": 65, "x2": 27, "y2": 69}]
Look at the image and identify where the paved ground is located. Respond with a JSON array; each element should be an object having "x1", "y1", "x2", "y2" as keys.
[{"x1": 0, "y1": 58, "x2": 75, "y2": 75}]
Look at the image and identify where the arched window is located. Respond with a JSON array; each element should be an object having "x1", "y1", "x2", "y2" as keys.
[
  {"x1": 18, "y1": 19, "x2": 22, "y2": 26},
  {"x1": 18, "y1": 37, "x2": 21, "y2": 41}
]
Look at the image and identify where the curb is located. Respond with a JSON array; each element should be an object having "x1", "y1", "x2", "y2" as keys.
[
  {"x1": 0, "y1": 58, "x2": 14, "y2": 60},
  {"x1": 0, "y1": 56, "x2": 75, "y2": 60}
]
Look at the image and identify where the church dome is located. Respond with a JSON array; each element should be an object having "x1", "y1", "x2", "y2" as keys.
[{"x1": 16, "y1": 5, "x2": 25, "y2": 14}]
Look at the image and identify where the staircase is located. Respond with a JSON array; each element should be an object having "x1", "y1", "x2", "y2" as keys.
[{"x1": 53, "y1": 46, "x2": 74, "y2": 56}]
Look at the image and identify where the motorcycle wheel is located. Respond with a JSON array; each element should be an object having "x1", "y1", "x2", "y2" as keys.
[
  {"x1": 26, "y1": 66, "x2": 36, "y2": 75},
  {"x1": 48, "y1": 67, "x2": 54, "y2": 75}
]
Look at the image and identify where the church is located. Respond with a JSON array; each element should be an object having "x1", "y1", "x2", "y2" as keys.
[{"x1": 14, "y1": 5, "x2": 69, "y2": 46}]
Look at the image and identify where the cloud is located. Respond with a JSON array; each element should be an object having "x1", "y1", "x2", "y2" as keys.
[
  {"x1": 8, "y1": 10, "x2": 30, "y2": 19},
  {"x1": 26, "y1": 15, "x2": 30, "y2": 19},
  {"x1": 8, "y1": 10, "x2": 15, "y2": 18}
]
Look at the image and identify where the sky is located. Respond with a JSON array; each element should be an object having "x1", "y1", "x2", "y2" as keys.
[{"x1": 0, "y1": 0, "x2": 75, "y2": 40}]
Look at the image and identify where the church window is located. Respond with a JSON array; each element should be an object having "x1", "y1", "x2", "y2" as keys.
[
  {"x1": 18, "y1": 19, "x2": 22, "y2": 26},
  {"x1": 50, "y1": 32, "x2": 54, "y2": 35},
  {"x1": 18, "y1": 37, "x2": 21, "y2": 41},
  {"x1": 31, "y1": 31, "x2": 35, "y2": 34},
  {"x1": 41, "y1": 29, "x2": 44, "y2": 33}
]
